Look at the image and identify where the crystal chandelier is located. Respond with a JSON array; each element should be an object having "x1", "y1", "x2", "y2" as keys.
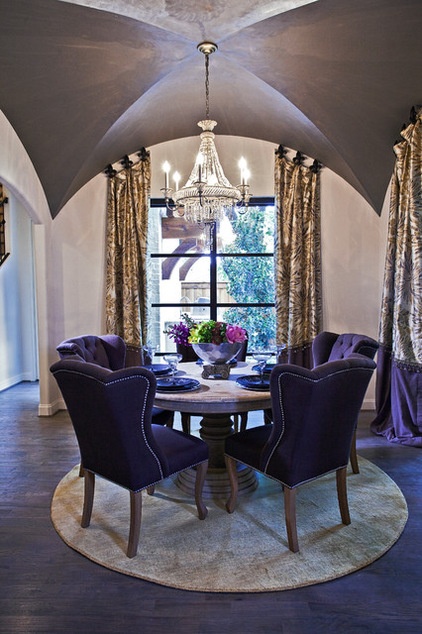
[{"x1": 161, "y1": 42, "x2": 251, "y2": 244}]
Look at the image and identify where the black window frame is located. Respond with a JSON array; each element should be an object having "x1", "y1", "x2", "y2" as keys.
[{"x1": 149, "y1": 197, "x2": 275, "y2": 321}]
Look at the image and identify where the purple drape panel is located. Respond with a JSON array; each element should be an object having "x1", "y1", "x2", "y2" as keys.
[
  {"x1": 277, "y1": 343, "x2": 313, "y2": 368},
  {"x1": 370, "y1": 106, "x2": 422, "y2": 446},
  {"x1": 372, "y1": 347, "x2": 422, "y2": 446}
]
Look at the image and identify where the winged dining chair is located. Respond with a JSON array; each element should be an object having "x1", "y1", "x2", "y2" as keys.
[
  {"x1": 224, "y1": 356, "x2": 376, "y2": 553},
  {"x1": 311, "y1": 331, "x2": 379, "y2": 473},
  {"x1": 56, "y1": 334, "x2": 174, "y2": 428},
  {"x1": 50, "y1": 359, "x2": 209, "y2": 558},
  {"x1": 245, "y1": 331, "x2": 379, "y2": 472}
]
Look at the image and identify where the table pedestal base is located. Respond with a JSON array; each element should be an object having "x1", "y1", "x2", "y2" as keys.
[
  {"x1": 176, "y1": 463, "x2": 257, "y2": 499},
  {"x1": 176, "y1": 411, "x2": 258, "y2": 498}
]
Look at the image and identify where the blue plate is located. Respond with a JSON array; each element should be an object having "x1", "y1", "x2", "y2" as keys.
[
  {"x1": 156, "y1": 378, "x2": 201, "y2": 392},
  {"x1": 145, "y1": 364, "x2": 172, "y2": 376},
  {"x1": 236, "y1": 375, "x2": 270, "y2": 391}
]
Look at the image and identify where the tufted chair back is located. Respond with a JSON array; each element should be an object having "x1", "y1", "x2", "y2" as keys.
[
  {"x1": 311, "y1": 331, "x2": 379, "y2": 474},
  {"x1": 51, "y1": 360, "x2": 162, "y2": 488},
  {"x1": 56, "y1": 334, "x2": 126, "y2": 370},
  {"x1": 312, "y1": 331, "x2": 379, "y2": 368},
  {"x1": 56, "y1": 334, "x2": 174, "y2": 428}
]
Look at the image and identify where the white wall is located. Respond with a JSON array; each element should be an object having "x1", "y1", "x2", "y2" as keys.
[
  {"x1": 321, "y1": 170, "x2": 389, "y2": 340},
  {"x1": 0, "y1": 190, "x2": 38, "y2": 390},
  {"x1": 36, "y1": 175, "x2": 108, "y2": 413},
  {"x1": 0, "y1": 112, "x2": 389, "y2": 412}
]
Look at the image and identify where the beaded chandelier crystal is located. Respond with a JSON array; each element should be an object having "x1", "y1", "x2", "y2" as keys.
[{"x1": 162, "y1": 42, "x2": 251, "y2": 243}]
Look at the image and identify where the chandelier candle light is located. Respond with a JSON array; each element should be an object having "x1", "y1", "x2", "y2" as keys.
[{"x1": 161, "y1": 42, "x2": 251, "y2": 245}]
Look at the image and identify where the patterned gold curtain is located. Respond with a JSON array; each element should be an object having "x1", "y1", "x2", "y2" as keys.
[
  {"x1": 371, "y1": 106, "x2": 422, "y2": 446},
  {"x1": 274, "y1": 147, "x2": 322, "y2": 367},
  {"x1": 105, "y1": 151, "x2": 150, "y2": 352}
]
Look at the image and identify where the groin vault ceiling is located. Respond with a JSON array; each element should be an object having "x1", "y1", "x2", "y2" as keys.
[{"x1": 0, "y1": 0, "x2": 421, "y2": 217}]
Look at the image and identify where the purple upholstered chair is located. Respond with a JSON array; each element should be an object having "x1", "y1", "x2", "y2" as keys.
[
  {"x1": 50, "y1": 359, "x2": 208, "y2": 558},
  {"x1": 224, "y1": 356, "x2": 376, "y2": 553},
  {"x1": 311, "y1": 331, "x2": 379, "y2": 473},
  {"x1": 312, "y1": 331, "x2": 379, "y2": 367},
  {"x1": 56, "y1": 334, "x2": 174, "y2": 428}
]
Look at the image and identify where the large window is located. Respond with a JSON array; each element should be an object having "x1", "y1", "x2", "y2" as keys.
[{"x1": 148, "y1": 199, "x2": 275, "y2": 352}]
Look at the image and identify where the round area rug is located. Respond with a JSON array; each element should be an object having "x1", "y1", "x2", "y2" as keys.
[{"x1": 51, "y1": 458, "x2": 407, "y2": 593}]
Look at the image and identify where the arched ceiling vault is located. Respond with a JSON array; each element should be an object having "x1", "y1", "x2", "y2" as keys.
[{"x1": 0, "y1": 0, "x2": 421, "y2": 217}]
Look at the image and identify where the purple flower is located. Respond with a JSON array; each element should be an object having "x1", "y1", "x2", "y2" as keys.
[{"x1": 166, "y1": 322, "x2": 191, "y2": 346}]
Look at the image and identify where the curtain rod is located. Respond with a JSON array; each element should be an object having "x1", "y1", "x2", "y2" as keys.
[
  {"x1": 104, "y1": 147, "x2": 149, "y2": 178},
  {"x1": 275, "y1": 145, "x2": 322, "y2": 173}
]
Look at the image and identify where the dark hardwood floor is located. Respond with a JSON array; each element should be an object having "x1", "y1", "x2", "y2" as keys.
[{"x1": 1, "y1": 381, "x2": 421, "y2": 634}]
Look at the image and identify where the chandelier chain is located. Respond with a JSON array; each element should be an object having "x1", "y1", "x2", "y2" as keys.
[
  {"x1": 161, "y1": 41, "x2": 251, "y2": 244},
  {"x1": 205, "y1": 52, "x2": 210, "y2": 120}
]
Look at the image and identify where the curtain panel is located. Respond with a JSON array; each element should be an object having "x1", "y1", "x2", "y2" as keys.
[
  {"x1": 274, "y1": 149, "x2": 322, "y2": 368},
  {"x1": 105, "y1": 153, "x2": 151, "y2": 351},
  {"x1": 371, "y1": 106, "x2": 422, "y2": 446}
]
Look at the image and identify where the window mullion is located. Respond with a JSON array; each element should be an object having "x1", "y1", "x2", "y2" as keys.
[{"x1": 210, "y1": 223, "x2": 217, "y2": 320}]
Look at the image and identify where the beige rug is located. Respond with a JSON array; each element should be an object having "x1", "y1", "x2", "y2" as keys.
[{"x1": 51, "y1": 458, "x2": 407, "y2": 593}]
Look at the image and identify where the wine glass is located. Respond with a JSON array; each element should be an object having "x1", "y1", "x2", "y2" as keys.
[
  {"x1": 143, "y1": 342, "x2": 158, "y2": 365},
  {"x1": 163, "y1": 353, "x2": 182, "y2": 383},
  {"x1": 276, "y1": 343, "x2": 287, "y2": 363},
  {"x1": 252, "y1": 350, "x2": 273, "y2": 382}
]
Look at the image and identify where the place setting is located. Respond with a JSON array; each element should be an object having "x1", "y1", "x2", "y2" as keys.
[
  {"x1": 156, "y1": 353, "x2": 201, "y2": 392},
  {"x1": 236, "y1": 350, "x2": 273, "y2": 391},
  {"x1": 140, "y1": 343, "x2": 171, "y2": 376}
]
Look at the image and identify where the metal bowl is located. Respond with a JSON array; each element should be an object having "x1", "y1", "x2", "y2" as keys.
[{"x1": 192, "y1": 342, "x2": 243, "y2": 365}]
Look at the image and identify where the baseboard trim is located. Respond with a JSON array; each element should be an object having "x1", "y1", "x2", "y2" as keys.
[
  {"x1": 0, "y1": 373, "x2": 35, "y2": 392},
  {"x1": 38, "y1": 397, "x2": 66, "y2": 417}
]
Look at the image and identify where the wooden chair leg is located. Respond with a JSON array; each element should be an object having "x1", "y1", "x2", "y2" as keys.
[
  {"x1": 350, "y1": 429, "x2": 359, "y2": 474},
  {"x1": 194, "y1": 461, "x2": 208, "y2": 520},
  {"x1": 181, "y1": 412, "x2": 191, "y2": 435},
  {"x1": 284, "y1": 487, "x2": 299, "y2": 553},
  {"x1": 81, "y1": 470, "x2": 95, "y2": 528},
  {"x1": 146, "y1": 485, "x2": 155, "y2": 495},
  {"x1": 263, "y1": 408, "x2": 273, "y2": 425},
  {"x1": 78, "y1": 461, "x2": 84, "y2": 477},
  {"x1": 127, "y1": 490, "x2": 142, "y2": 558},
  {"x1": 233, "y1": 414, "x2": 239, "y2": 434},
  {"x1": 336, "y1": 466, "x2": 351, "y2": 525},
  {"x1": 225, "y1": 455, "x2": 239, "y2": 513},
  {"x1": 239, "y1": 412, "x2": 248, "y2": 432}
]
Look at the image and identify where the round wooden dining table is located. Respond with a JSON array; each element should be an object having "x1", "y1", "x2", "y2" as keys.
[{"x1": 154, "y1": 361, "x2": 272, "y2": 498}]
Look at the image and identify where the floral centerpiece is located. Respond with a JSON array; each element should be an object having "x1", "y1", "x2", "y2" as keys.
[
  {"x1": 164, "y1": 316, "x2": 247, "y2": 370},
  {"x1": 189, "y1": 320, "x2": 247, "y2": 345},
  {"x1": 189, "y1": 320, "x2": 247, "y2": 369}
]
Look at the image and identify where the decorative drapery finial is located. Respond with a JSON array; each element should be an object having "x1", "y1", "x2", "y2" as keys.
[
  {"x1": 293, "y1": 151, "x2": 304, "y2": 165},
  {"x1": 310, "y1": 159, "x2": 322, "y2": 174},
  {"x1": 275, "y1": 145, "x2": 287, "y2": 159},
  {"x1": 121, "y1": 155, "x2": 133, "y2": 170},
  {"x1": 105, "y1": 164, "x2": 117, "y2": 178},
  {"x1": 138, "y1": 147, "x2": 150, "y2": 162}
]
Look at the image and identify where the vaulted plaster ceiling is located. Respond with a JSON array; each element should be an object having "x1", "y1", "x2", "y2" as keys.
[{"x1": 0, "y1": 0, "x2": 421, "y2": 217}]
